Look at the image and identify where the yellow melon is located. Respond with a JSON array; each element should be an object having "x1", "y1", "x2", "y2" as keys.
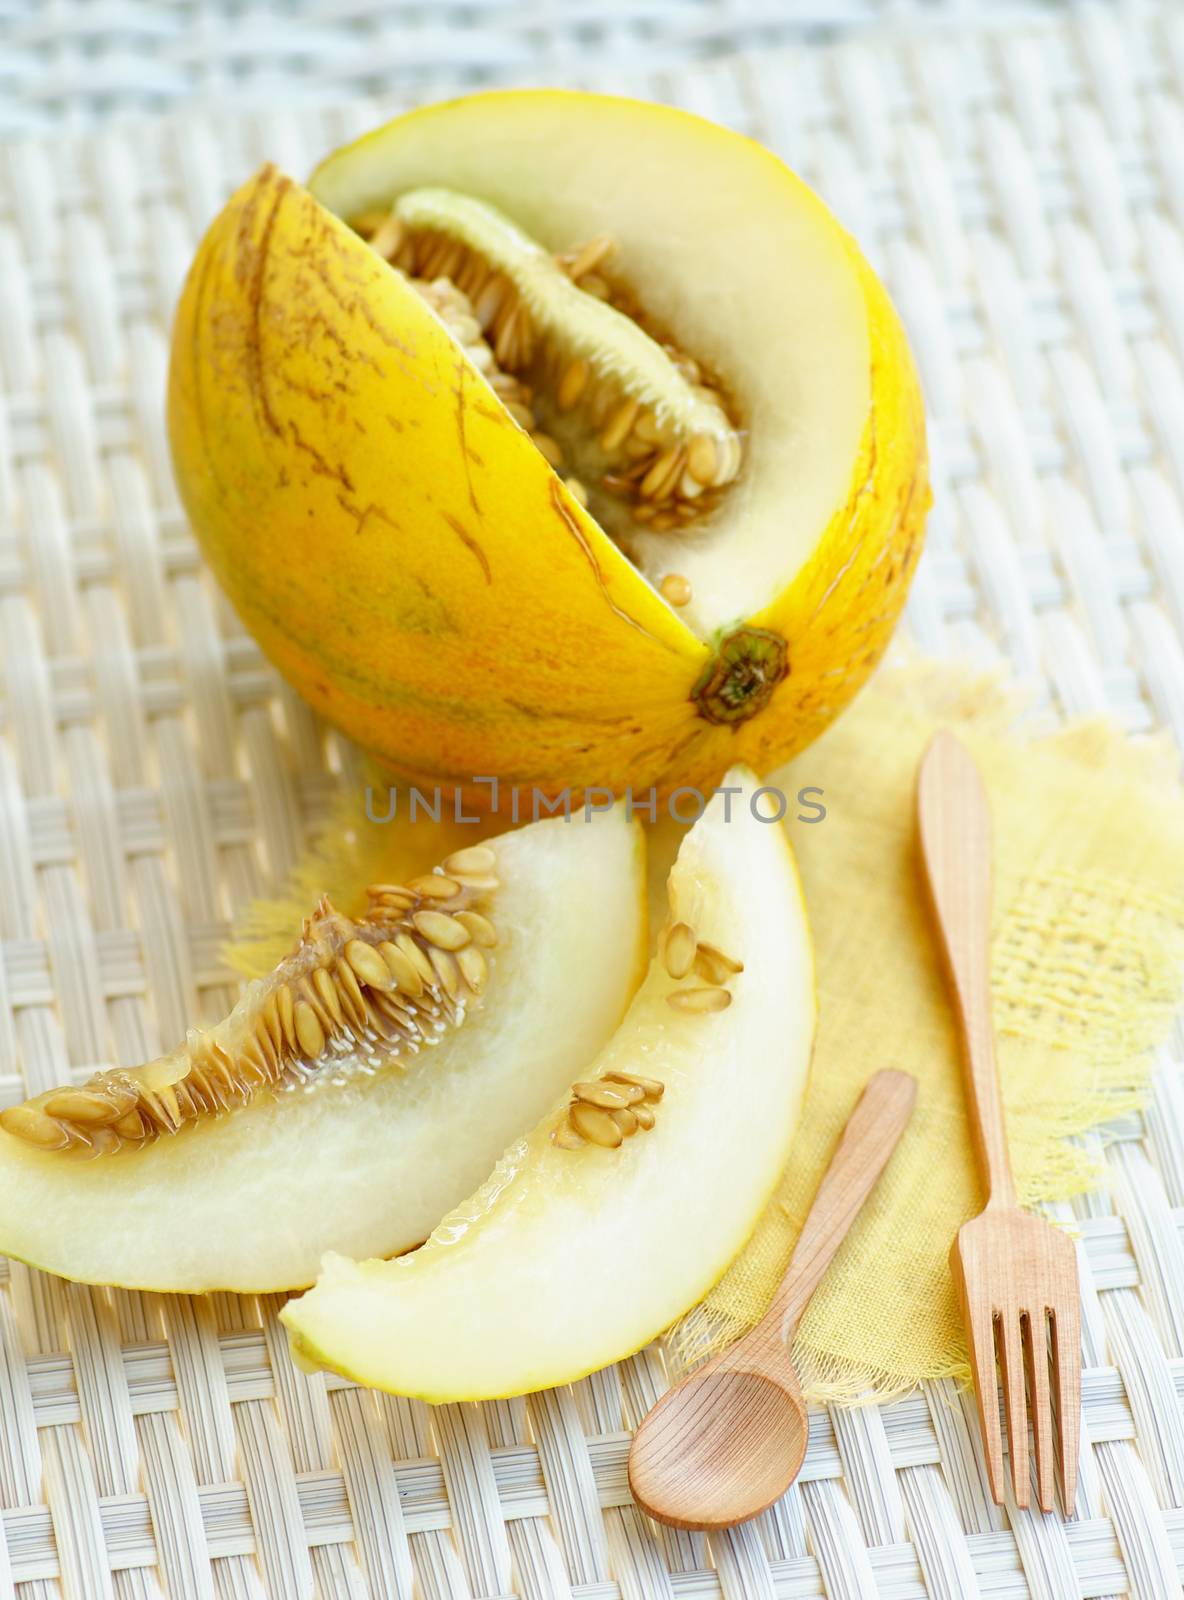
[{"x1": 168, "y1": 91, "x2": 927, "y2": 799}]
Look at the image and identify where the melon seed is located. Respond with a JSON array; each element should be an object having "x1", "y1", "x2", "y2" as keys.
[
  {"x1": 345, "y1": 939, "x2": 393, "y2": 989},
  {"x1": 693, "y1": 941, "x2": 744, "y2": 985},
  {"x1": 456, "y1": 910, "x2": 497, "y2": 947},
  {"x1": 277, "y1": 984, "x2": 297, "y2": 1048},
  {"x1": 667, "y1": 986, "x2": 732, "y2": 1014},
  {"x1": 312, "y1": 965, "x2": 346, "y2": 1024},
  {"x1": 572, "y1": 1080, "x2": 644, "y2": 1109},
  {"x1": 333, "y1": 959, "x2": 369, "y2": 1029},
  {"x1": 640, "y1": 445, "x2": 685, "y2": 501},
  {"x1": 570, "y1": 1102, "x2": 624, "y2": 1149},
  {"x1": 560, "y1": 234, "x2": 615, "y2": 282},
  {"x1": 660, "y1": 573, "x2": 692, "y2": 607},
  {"x1": 444, "y1": 846, "x2": 497, "y2": 877},
  {"x1": 0, "y1": 1104, "x2": 69, "y2": 1149},
  {"x1": 662, "y1": 921, "x2": 697, "y2": 980},
  {"x1": 604, "y1": 1070, "x2": 664, "y2": 1100},
  {"x1": 379, "y1": 940, "x2": 424, "y2": 997},
  {"x1": 687, "y1": 432, "x2": 719, "y2": 486},
  {"x1": 413, "y1": 911, "x2": 470, "y2": 951},
  {"x1": 552, "y1": 1121, "x2": 587, "y2": 1150},
  {"x1": 456, "y1": 945, "x2": 488, "y2": 995},
  {"x1": 41, "y1": 1089, "x2": 123, "y2": 1126},
  {"x1": 294, "y1": 1002, "x2": 326, "y2": 1060},
  {"x1": 601, "y1": 397, "x2": 640, "y2": 453},
  {"x1": 112, "y1": 1109, "x2": 147, "y2": 1142},
  {"x1": 263, "y1": 992, "x2": 285, "y2": 1050},
  {"x1": 394, "y1": 931, "x2": 437, "y2": 988},
  {"x1": 367, "y1": 212, "x2": 404, "y2": 260},
  {"x1": 428, "y1": 946, "x2": 461, "y2": 999},
  {"x1": 367, "y1": 884, "x2": 416, "y2": 910},
  {"x1": 406, "y1": 874, "x2": 461, "y2": 901},
  {"x1": 559, "y1": 358, "x2": 590, "y2": 411}
]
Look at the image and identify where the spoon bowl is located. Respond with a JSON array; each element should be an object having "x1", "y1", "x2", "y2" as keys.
[
  {"x1": 628, "y1": 1357, "x2": 808, "y2": 1528},
  {"x1": 627, "y1": 1068, "x2": 916, "y2": 1529}
]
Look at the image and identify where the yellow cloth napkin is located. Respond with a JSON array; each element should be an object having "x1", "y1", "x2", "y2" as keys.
[
  {"x1": 228, "y1": 664, "x2": 1184, "y2": 1403},
  {"x1": 669, "y1": 666, "x2": 1184, "y2": 1400}
]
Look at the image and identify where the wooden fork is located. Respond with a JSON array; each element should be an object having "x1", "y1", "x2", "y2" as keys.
[{"x1": 918, "y1": 730, "x2": 1080, "y2": 1515}]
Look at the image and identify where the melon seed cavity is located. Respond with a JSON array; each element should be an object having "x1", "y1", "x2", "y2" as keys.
[
  {"x1": 352, "y1": 188, "x2": 747, "y2": 602},
  {"x1": 1, "y1": 847, "x2": 501, "y2": 1159}
]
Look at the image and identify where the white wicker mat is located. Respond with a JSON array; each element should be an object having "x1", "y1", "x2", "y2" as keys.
[
  {"x1": 0, "y1": 0, "x2": 1067, "y2": 135},
  {"x1": 1, "y1": 5, "x2": 1184, "y2": 1597}
]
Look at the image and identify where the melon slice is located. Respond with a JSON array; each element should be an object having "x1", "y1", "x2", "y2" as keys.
[
  {"x1": 0, "y1": 806, "x2": 645, "y2": 1293},
  {"x1": 282, "y1": 768, "x2": 815, "y2": 1399}
]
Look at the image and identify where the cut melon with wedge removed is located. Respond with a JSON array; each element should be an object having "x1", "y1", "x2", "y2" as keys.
[
  {"x1": 0, "y1": 806, "x2": 645, "y2": 1293},
  {"x1": 282, "y1": 768, "x2": 815, "y2": 1399},
  {"x1": 168, "y1": 91, "x2": 928, "y2": 800}
]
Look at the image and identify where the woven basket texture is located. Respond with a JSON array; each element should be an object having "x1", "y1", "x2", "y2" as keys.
[
  {"x1": 1, "y1": 3, "x2": 1184, "y2": 1596},
  {"x1": 0, "y1": 0, "x2": 1070, "y2": 134}
]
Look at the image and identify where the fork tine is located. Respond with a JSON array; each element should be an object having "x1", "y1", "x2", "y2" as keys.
[
  {"x1": 997, "y1": 1314, "x2": 1029, "y2": 1508},
  {"x1": 963, "y1": 1290, "x2": 1005, "y2": 1505},
  {"x1": 1051, "y1": 1300, "x2": 1082, "y2": 1513},
  {"x1": 1025, "y1": 1309, "x2": 1054, "y2": 1512}
]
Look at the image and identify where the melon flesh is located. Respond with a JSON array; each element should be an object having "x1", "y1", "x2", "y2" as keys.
[
  {"x1": 283, "y1": 768, "x2": 815, "y2": 1399},
  {"x1": 0, "y1": 807, "x2": 645, "y2": 1293},
  {"x1": 309, "y1": 93, "x2": 870, "y2": 638}
]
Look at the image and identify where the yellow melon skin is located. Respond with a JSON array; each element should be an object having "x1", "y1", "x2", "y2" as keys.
[{"x1": 168, "y1": 93, "x2": 927, "y2": 799}]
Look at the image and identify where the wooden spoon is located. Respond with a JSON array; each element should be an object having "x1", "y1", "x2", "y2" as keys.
[{"x1": 627, "y1": 1068, "x2": 916, "y2": 1529}]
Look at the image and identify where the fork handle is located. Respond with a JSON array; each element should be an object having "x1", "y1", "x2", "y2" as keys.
[{"x1": 917, "y1": 731, "x2": 1017, "y2": 1209}]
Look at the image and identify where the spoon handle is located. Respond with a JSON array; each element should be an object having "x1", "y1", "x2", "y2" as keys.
[{"x1": 767, "y1": 1069, "x2": 916, "y2": 1346}]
